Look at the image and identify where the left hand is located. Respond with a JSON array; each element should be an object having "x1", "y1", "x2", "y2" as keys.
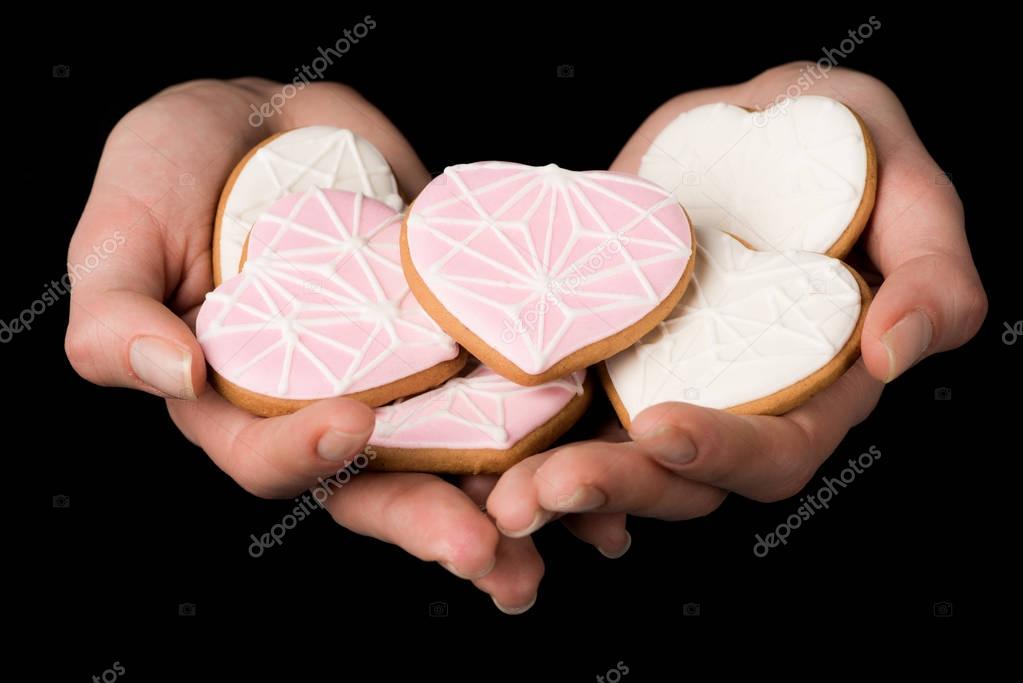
[{"x1": 486, "y1": 62, "x2": 987, "y2": 532}]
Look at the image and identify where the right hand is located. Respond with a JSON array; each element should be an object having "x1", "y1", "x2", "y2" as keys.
[{"x1": 65, "y1": 79, "x2": 628, "y2": 613}]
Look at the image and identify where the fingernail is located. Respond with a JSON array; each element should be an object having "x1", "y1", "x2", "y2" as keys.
[
  {"x1": 316, "y1": 430, "x2": 363, "y2": 462},
  {"x1": 497, "y1": 509, "x2": 553, "y2": 538},
  {"x1": 554, "y1": 485, "x2": 606, "y2": 512},
  {"x1": 129, "y1": 336, "x2": 195, "y2": 399},
  {"x1": 880, "y1": 309, "x2": 933, "y2": 382},
  {"x1": 634, "y1": 425, "x2": 696, "y2": 465},
  {"x1": 598, "y1": 531, "x2": 632, "y2": 560},
  {"x1": 441, "y1": 555, "x2": 496, "y2": 580},
  {"x1": 492, "y1": 594, "x2": 536, "y2": 615}
]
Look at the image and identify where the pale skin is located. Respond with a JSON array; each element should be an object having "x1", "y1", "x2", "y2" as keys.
[
  {"x1": 486, "y1": 64, "x2": 987, "y2": 535},
  {"x1": 65, "y1": 64, "x2": 986, "y2": 614}
]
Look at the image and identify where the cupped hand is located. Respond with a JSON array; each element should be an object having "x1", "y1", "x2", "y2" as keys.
[
  {"x1": 64, "y1": 79, "x2": 625, "y2": 612},
  {"x1": 487, "y1": 63, "x2": 987, "y2": 532}
]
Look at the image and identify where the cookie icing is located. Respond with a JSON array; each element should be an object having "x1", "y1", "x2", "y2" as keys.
[
  {"x1": 218, "y1": 126, "x2": 402, "y2": 281},
  {"x1": 638, "y1": 96, "x2": 868, "y2": 254},
  {"x1": 372, "y1": 366, "x2": 586, "y2": 450},
  {"x1": 198, "y1": 189, "x2": 458, "y2": 400},
  {"x1": 604, "y1": 228, "x2": 862, "y2": 419},
  {"x1": 406, "y1": 162, "x2": 693, "y2": 375}
]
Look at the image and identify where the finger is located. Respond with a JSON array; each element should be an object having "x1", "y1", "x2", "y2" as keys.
[
  {"x1": 65, "y1": 81, "x2": 280, "y2": 398},
  {"x1": 457, "y1": 475, "x2": 544, "y2": 614},
  {"x1": 628, "y1": 360, "x2": 882, "y2": 502},
  {"x1": 527, "y1": 441, "x2": 727, "y2": 520},
  {"x1": 485, "y1": 451, "x2": 560, "y2": 538},
  {"x1": 166, "y1": 388, "x2": 374, "y2": 499},
  {"x1": 474, "y1": 534, "x2": 544, "y2": 615},
  {"x1": 561, "y1": 513, "x2": 631, "y2": 559},
  {"x1": 862, "y1": 249, "x2": 987, "y2": 382},
  {"x1": 325, "y1": 472, "x2": 498, "y2": 581}
]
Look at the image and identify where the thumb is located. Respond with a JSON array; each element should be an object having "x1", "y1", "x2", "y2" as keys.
[
  {"x1": 862, "y1": 250, "x2": 987, "y2": 383},
  {"x1": 66, "y1": 286, "x2": 204, "y2": 400},
  {"x1": 65, "y1": 184, "x2": 205, "y2": 400}
]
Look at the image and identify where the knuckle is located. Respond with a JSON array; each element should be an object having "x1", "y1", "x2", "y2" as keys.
[
  {"x1": 294, "y1": 80, "x2": 360, "y2": 102},
  {"x1": 229, "y1": 433, "x2": 290, "y2": 500},
  {"x1": 456, "y1": 516, "x2": 499, "y2": 559},
  {"x1": 759, "y1": 460, "x2": 816, "y2": 503},
  {"x1": 506, "y1": 562, "x2": 544, "y2": 604},
  {"x1": 683, "y1": 489, "x2": 728, "y2": 520},
  {"x1": 154, "y1": 78, "x2": 233, "y2": 99},
  {"x1": 64, "y1": 325, "x2": 99, "y2": 380},
  {"x1": 960, "y1": 279, "x2": 989, "y2": 340},
  {"x1": 689, "y1": 423, "x2": 729, "y2": 478},
  {"x1": 233, "y1": 472, "x2": 281, "y2": 500},
  {"x1": 755, "y1": 61, "x2": 816, "y2": 82}
]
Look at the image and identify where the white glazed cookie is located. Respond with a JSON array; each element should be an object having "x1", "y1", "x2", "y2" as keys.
[
  {"x1": 638, "y1": 96, "x2": 876, "y2": 258},
  {"x1": 601, "y1": 228, "x2": 870, "y2": 426},
  {"x1": 214, "y1": 126, "x2": 402, "y2": 284}
]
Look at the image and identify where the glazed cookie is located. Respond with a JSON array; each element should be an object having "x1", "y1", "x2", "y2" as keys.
[
  {"x1": 214, "y1": 126, "x2": 402, "y2": 284},
  {"x1": 638, "y1": 96, "x2": 876, "y2": 258},
  {"x1": 197, "y1": 188, "x2": 464, "y2": 417},
  {"x1": 369, "y1": 365, "x2": 592, "y2": 474},
  {"x1": 403, "y1": 162, "x2": 695, "y2": 386},
  {"x1": 601, "y1": 228, "x2": 870, "y2": 427}
]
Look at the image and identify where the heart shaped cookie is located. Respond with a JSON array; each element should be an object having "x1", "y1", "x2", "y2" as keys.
[
  {"x1": 369, "y1": 365, "x2": 591, "y2": 474},
  {"x1": 198, "y1": 188, "x2": 464, "y2": 416},
  {"x1": 601, "y1": 228, "x2": 870, "y2": 426},
  {"x1": 403, "y1": 162, "x2": 695, "y2": 385},
  {"x1": 638, "y1": 96, "x2": 876, "y2": 257},
  {"x1": 214, "y1": 126, "x2": 402, "y2": 284}
]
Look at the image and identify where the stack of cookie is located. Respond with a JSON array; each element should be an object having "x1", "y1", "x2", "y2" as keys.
[{"x1": 197, "y1": 95, "x2": 876, "y2": 473}]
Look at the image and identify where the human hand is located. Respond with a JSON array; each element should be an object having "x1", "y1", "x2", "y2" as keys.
[
  {"x1": 486, "y1": 63, "x2": 987, "y2": 531},
  {"x1": 64, "y1": 79, "x2": 625, "y2": 612}
]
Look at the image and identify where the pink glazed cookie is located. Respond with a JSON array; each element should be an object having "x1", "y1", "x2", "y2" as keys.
[
  {"x1": 197, "y1": 188, "x2": 465, "y2": 417},
  {"x1": 368, "y1": 365, "x2": 592, "y2": 474},
  {"x1": 402, "y1": 162, "x2": 695, "y2": 385}
]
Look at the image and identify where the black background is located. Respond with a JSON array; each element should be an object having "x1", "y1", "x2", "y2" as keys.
[{"x1": 23, "y1": 7, "x2": 1015, "y2": 672}]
